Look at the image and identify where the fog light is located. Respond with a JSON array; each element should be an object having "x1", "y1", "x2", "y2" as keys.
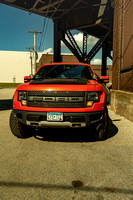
[
  {"x1": 86, "y1": 101, "x2": 93, "y2": 107},
  {"x1": 21, "y1": 100, "x2": 27, "y2": 106}
]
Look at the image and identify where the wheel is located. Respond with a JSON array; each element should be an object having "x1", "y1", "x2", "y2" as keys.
[
  {"x1": 9, "y1": 110, "x2": 32, "y2": 138},
  {"x1": 95, "y1": 107, "x2": 109, "y2": 141}
]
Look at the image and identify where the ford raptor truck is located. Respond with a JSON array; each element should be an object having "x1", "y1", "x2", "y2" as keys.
[{"x1": 10, "y1": 63, "x2": 109, "y2": 140}]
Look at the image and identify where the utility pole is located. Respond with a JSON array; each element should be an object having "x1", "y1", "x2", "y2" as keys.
[
  {"x1": 28, "y1": 31, "x2": 41, "y2": 74},
  {"x1": 26, "y1": 47, "x2": 33, "y2": 74}
]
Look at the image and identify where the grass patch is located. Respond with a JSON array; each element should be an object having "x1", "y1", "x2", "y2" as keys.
[{"x1": 0, "y1": 83, "x2": 22, "y2": 88}]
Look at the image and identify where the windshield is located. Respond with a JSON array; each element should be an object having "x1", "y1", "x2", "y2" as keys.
[{"x1": 34, "y1": 64, "x2": 94, "y2": 80}]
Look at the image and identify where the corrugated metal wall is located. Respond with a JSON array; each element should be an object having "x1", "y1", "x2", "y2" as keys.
[{"x1": 113, "y1": 0, "x2": 133, "y2": 92}]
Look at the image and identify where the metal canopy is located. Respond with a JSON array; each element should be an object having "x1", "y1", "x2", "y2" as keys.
[
  {"x1": 0, "y1": 0, "x2": 114, "y2": 73},
  {"x1": 0, "y1": 0, "x2": 114, "y2": 40}
]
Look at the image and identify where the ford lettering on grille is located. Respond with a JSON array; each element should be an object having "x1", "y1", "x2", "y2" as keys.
[
  {"x1": 27, "y1": 91, "x2": 85, "y2": 108},
  {"x1": 28, "y1": 96, "x2": 83, "y2": 102}
]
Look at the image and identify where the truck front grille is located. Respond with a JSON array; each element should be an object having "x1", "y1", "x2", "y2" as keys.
[
  {"x1": 27, "y1": 91, "x2": 85, "y2": 108},
  {"x1": 27, "y1": 91, "x2": 85, "y2": 97}
]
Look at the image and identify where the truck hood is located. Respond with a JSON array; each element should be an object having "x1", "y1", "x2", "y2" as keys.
[{"x1": 17, "y1": 79, "x2": 103, "y2": 92}]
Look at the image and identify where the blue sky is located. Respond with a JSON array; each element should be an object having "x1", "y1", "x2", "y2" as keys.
[
  {"x1": 0, "y1": 3, "x2": 53, "y2": 52},
  {"x1": 0, "y1": 3, "x2": 112, "y2": 65}
]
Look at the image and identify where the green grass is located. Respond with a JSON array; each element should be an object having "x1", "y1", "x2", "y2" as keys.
[{"x1": 0, "y1": 83, "x2": 22, "y2": 88}]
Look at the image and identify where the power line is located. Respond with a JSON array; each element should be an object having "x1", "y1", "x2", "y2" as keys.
[
  {"x1": 39, "y1": 18, "x2": 46, "y2": 51},
  {"x1": 39, "y1": 18, "x2": 49, "y2": 51}
]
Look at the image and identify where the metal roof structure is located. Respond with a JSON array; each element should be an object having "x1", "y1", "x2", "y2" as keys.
[
  {"x1": 0, "y1": 0, "x2": 114, "y2": 39},
  {"x1": 0, "y1": 0, "x2": 114, "y2": 73}
]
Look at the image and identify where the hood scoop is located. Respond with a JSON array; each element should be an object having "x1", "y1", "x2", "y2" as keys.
[{"x1": 30, "y1": 79, "x2": 88, "y2": 85}]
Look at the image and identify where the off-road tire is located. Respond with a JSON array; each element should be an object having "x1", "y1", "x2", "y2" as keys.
[
  {"x1": 95, "y1": 107, "x2": 109, "y2": 141},
  {"x1": 10, "y1": 110, "x2": 32, "y2": 138}
]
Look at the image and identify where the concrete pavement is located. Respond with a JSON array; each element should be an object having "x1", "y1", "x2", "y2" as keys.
[{"x1": 0, "y1": 88, "x2": 133, "y2": 200}]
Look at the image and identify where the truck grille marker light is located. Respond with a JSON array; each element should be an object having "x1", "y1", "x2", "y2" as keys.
[
  {"x1": 86, "y1": 101, "x2": 93, "y2": 107},
  {"x1": 21, "y1": 100, "x2": 27, "y2": 106}
]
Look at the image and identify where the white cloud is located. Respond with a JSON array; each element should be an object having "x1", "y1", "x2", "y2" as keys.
[
  {"x1": 43, "y1": 47, "x2": 53, "y2": 54},
  {"x1": 61, "y1": 32, "x2": 83, "y2": 50},
  {"x1": 73, "y1": 32, "x2": 83, "y2": 48},
  {"x1": 91, "y1": 59, "x2": 102, "y2": 65},
  {"x1": 107, "y1": 58, "x2": 112, "y2": 65},
  {"x1": 61, "y1": 32, "x2": 98, "y2": 52},
  {"x1": 87, "y1": 35, "x2": 98, "y2": 46},
  {"x1": 91, "y1": 58, "x2": 113, "y2": 65},
  {"x1": 42, "y1": 33, "x2": 99, "y2": 55},
  {"x1": 73, "y1": 33, "x2": 98, "y2": 48}
]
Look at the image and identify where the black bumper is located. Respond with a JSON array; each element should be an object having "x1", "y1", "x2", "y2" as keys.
[{"x1": 13, "y1": 109, "x2": 105, "y2": 128}]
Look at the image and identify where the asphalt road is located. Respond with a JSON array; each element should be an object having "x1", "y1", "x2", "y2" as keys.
[{"x1": 0, "y1": 88, "x2": 133, "y2": 200}]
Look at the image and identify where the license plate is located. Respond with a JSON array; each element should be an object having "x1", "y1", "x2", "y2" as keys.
[{"x1": 47, "y1": 112, "x2": 63, "y2": 121}]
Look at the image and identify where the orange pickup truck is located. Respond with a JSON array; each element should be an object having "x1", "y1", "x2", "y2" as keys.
[{"x1": 10, "y1": 63, "x2": 109, "y2": 140}]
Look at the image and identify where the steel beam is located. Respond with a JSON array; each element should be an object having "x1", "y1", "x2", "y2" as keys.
[
  {"x1": 85, "y1": 29, "x2": 112, "y2": 63},
  {"x1": 85, "y1": 39, "x2": 103, "y2": 63},
  {"x1": 62, "y1": 31, "x2": 89, "y2": 63},
  {"x1": 83, "y1": 33, "x2": 87, "y2": 59},
  {"x1": 54, "y1": 21, "x2": 62, "y2": 62},
  {"x1": 66, "y1": 31, "x2": 82, "y2": 56},
  {"x1": 62, "y1": 37, "x2": 83, "y2": 62}
]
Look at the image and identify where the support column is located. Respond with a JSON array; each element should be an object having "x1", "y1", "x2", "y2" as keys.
[
  {"x1": 101, "y1": 42, "x2": 107, "y2": 76},
  {"x1": 54, "y1": 20, "x2": 62, "y2": 62},
  {"x1": 112, "y1": 0, "x2": 124, "y2": 90}
]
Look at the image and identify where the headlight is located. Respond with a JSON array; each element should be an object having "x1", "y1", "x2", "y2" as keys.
[
  {"x1": 86, "y1": 92, "x2": 99, "y2": 107},
  {"x1": 18, "y1": 91, "x2": 27, "y2": 101},
  {"x1": 87, "y1": 92, "x2": 99, "y2": 102},
  {"x1": 18, "y1": 91, "x2": 27, "y2": 106}
]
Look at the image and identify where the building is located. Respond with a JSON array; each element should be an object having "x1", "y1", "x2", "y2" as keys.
[
  {"x1": 0, "y1": 51, "x2": 42, "y2": 83},
  {"x1": 113, "y1": 0, "x2": 133, "y2": 92},
  {"x1": 37, "y1": 53, "x2": 112, "y2": 81}
]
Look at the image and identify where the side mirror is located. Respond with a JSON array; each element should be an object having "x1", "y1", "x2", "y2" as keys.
[
  {"x1": 98, "y1": 76, "x2": 109, "y2": 83},
  {"x1": 24, "y1": 74, "x2": 34, "y2": 83}
]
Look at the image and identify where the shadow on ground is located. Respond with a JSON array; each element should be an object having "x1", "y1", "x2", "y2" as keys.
[
  {"x1": 0, "y1": 99, "x2": 13, "y2": 110},
  {"x1": 34, "y1": 117, "x2": 118, "y2": 142},
  {"x1": 0, "y1": 180, "x2": 133, "y2": 195}
]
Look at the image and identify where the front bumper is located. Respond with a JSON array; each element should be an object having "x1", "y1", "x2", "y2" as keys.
[{"x1": 13, "y1": 109, "x2": 105, "y2": 128}]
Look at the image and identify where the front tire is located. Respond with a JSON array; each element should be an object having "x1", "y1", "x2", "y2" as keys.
[
  {"x1": 10, "y1": 110, "x2": 32, "y2": 138},
  {"x1": 95, "y1": 107, "x2": 109, "y2": 141}
]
